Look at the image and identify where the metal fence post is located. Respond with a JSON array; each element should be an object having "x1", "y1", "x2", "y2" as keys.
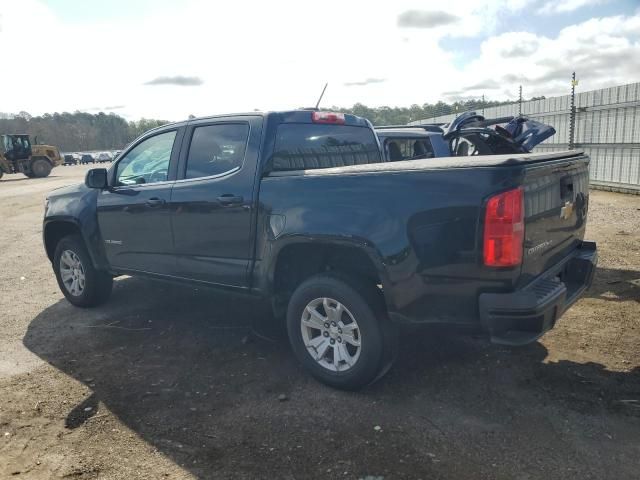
[
  {"x1": 518, "y1": 86, "x2": 522, "y2": 116},
  {"x1": 569, "y1": 72, "x2": 577, "y2": 150}
]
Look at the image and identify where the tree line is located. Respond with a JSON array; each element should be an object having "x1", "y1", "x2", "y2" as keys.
[
  {"x1": 0, "y1": 96, "x2": 543, "y2": 151},
  {"x1": 335, "y1": 97, "x2": 544, "y2": 126},
  {"x1": 0, "y1": 111, "x2": 168, "y2": 152}
]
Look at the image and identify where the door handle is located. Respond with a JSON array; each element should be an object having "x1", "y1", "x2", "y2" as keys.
[
  {"x1": 217, "y1": 194, "x2": 244, "y2": 206},
  {"x1": 146, "y1": 197, "x2": 166, "y2": 207}
]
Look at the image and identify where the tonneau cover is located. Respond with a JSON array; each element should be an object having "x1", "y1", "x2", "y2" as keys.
[{"x1": 268, "y1": 150, "x2": 587, "y2": 177}]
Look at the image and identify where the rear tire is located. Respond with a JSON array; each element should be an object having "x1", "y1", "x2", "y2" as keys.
[
  {"x1": 30, "y1": 158, "x2": 52, "y2": 178},
  {"x1": 286, "y1": 273, "x2": 395, "y2": 390},
  {"x1": 53, "y1": 234, "x2": 113, "y2": 307}
]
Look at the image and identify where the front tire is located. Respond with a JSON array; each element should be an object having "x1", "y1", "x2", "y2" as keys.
[
  {"x1": 287, "y1": 273, "x2": 392, "y2": 390},
  {"x1": 30, "y1": 158, "x2": 52, "y2": 178},
  {"x1": 53, "y1": 234, "x2": 113, "y2": 307}
]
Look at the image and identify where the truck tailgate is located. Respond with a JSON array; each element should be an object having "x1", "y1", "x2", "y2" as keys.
[{"x1": 520, "y1": 154, "x2": 590, "y2": 283}]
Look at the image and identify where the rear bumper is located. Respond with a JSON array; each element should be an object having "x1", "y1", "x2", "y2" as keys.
[{"x1": 479, "y1": 241, "x2": 597, "y2": 346}]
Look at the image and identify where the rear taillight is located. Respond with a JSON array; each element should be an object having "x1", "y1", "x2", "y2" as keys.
[
  {"x1": 483, "y1": 187, "x2": 524, "y2": 267},
  {"x1": 311, "y1": 111, "x2": 345, "y2": 124}
]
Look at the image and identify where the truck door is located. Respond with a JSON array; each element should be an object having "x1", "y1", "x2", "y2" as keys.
[
  {"x1": 97, "y1": 128, "x2": 183, "y2": 275},
  {"x1": 169, "y1": 116, "x2": 263, "y2": 288}
]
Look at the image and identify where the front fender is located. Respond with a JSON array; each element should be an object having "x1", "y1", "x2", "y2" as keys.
[{"x1": 43, "y1": 185, "x2": 110, "y2": 271}]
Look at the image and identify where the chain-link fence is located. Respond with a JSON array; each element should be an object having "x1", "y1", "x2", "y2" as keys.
[{"x1": 410, "y1": 82, "x2": 640, "y2": 193}]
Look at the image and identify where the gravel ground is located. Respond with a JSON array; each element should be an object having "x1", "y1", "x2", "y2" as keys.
[{"x1": 0, "y1": 165, "x2": 639, "y2": 479}]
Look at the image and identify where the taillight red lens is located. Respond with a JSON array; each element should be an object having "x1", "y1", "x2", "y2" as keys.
[
  {"x1": 483, "y1": 187, "x2": 524, "y2": 267},
  {"x1": 311, "y1": 111, "x2": 345, "y2": 124}
]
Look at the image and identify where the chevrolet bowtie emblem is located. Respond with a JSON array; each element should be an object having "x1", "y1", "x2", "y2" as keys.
[{"x1": 560, "y1": 200, "x2": 575, "y2": 220}]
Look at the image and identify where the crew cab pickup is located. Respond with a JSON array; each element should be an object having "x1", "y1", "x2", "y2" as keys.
[{"x1": 43, "y1": 110, "x2": 597, "y2": 389}]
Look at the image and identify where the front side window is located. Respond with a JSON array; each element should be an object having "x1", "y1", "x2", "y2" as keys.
[
  {"x1": 115, "y1": 130, "x2": 177, "y2": 186},
  {"x1": 185, "y1": 123, "x2": 249, "y2": 179}
]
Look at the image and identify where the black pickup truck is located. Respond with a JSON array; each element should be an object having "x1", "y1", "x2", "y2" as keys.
[{"x1": 43, "y1": 110, "x2": 597, "y2": 389}]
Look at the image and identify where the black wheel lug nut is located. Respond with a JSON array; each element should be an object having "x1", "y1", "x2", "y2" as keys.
[
  {"x1": 331, "y1": 321, "x2": 337, "y2": 327},
  {"x1": 323, "y1": 331, "x2": 329, "y2": 337},
  {"x1": 330, "y1": 339, "x2": 335, "y2": 345},
  {"x1": 324, "y1": 323, "x2": 330, "y2": 328}
]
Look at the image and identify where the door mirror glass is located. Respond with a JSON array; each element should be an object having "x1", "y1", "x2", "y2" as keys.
[{"x1": 85, "y1": 168, "x2": 108, "y2": 189}]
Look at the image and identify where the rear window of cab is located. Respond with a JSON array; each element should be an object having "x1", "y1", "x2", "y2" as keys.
[{"x1": 272, "y1": 124, "x2": 381, "y2": 171}]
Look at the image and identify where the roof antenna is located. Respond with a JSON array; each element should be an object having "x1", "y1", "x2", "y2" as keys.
[{"x1": 315, "y1": 83, "x2": 328, "y2": 110}]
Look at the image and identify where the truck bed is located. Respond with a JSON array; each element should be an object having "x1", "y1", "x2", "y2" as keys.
[
  {"x1": 261, "y1": 148, "x2": 592, "y2": 336},
  {"x1": 268, "y1": 150, "x2": 587, "y2": 176}
]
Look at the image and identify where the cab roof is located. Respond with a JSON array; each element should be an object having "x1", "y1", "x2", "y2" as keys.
[{"x1": 148, "y1": 110, "x2": 372, "y2": 134}]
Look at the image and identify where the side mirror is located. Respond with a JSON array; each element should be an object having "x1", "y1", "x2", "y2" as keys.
[{"x1": 85, "y1": 168, "x2": 108, "y2": 189}]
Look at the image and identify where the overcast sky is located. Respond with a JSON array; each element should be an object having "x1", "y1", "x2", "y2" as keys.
[{"x1": 0, "y1": 0, "x2": 638, "y2": 120}]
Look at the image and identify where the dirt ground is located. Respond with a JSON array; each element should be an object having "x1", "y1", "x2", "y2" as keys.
[{"x1": 0, "y1": 165, "x2": 638, "y2": 480}]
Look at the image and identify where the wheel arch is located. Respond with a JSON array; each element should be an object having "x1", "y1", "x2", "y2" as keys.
[
  {"x1": 266, "y1": 236, "x2": 394, "y2": 317},
  {"x1": 43, "y1": 218, "x2": 110, "y2": 272}
]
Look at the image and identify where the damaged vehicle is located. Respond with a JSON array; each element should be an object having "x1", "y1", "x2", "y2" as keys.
[
  {"x1": 43, "y1": 110, "x2": 595, "y2": 390},
  {"x1": 377, "y1": 111, "x2": 556, "y2": 162}
]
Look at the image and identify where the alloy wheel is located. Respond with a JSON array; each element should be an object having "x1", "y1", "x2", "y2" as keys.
[
  {"x1": 59, "y1": 249, "x2": 85, "y2": 296},
  {"x1": 300, "y1": 297, "x2": 361, "y2": 372}
]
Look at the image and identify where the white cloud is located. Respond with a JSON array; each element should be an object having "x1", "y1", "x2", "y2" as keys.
[
  {"x1": 445, "y1": 13, "x2": 640, "y2": 100},
  {"x1": 0, "y1": 0, "x2": 637, "y2": 119},
  {"x1": 397, "y1": 10, "x2": 460, "y2": 29}
]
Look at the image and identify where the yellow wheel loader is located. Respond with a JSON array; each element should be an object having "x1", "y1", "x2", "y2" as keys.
[{"x1": 0, "y1": 134, "x2": 63, "y2": 180}]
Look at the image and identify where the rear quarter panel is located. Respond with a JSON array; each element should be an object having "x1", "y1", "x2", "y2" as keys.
[{"x1": 257, "y1": 166, "x2": 525, "y2": 325}]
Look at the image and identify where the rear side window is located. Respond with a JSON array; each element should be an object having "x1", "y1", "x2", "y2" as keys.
[
  {"x1": 386, "y1": 138, "x2": 434, "y2": 161},
  {"x1": 185, "y1": 123, "x2": 249, "y2": 179},
  {"x1": 272, "y1": 124, "x2": 381, "y2": 171}
]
